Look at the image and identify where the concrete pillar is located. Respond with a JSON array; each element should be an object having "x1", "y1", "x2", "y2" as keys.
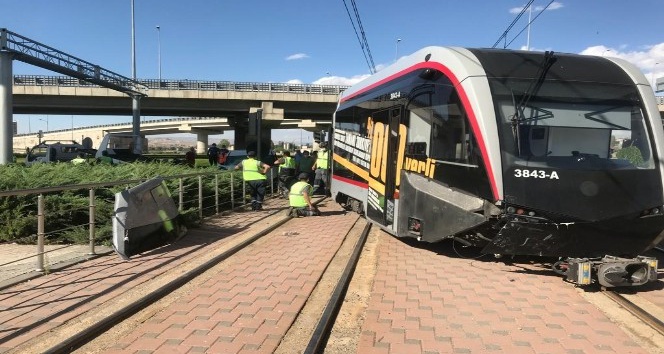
[
  {"x1": 196, "y1": 132, "x2": 208, "y2": 154},
  {"x1": 0, "y1": 51, "x2": 13, "y2": 164},
  {"x1": 234, "y1": 126, "x2": 248, "y2": 150},
  {"x1": 131, "y1": 95, "x2": 142, "y2": 154}
]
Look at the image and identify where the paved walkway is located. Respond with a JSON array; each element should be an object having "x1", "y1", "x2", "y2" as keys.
[
  {"x1": 0, "y1": 197, "x2": 299, "y2": 353},
  {"x1": 97, "y1": 201, "x2": 359, "y2": 353},
  {"x1": 357, "y1": 234, "x2": 657, "y2": 354},
  {"x1": 2, "y1": 196, "x2": 663, "y2": 354}
]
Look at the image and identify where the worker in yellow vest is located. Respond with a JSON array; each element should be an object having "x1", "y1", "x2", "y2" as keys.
[
  {"x1": 289, "y1": 173, "x2": 320, "y2": 217},
  {"x1": 275, "y1": 150, "x2": 297, "y2": 197},
  {"x1": 235, "y1": 150, "x2": 271, "y2": 211},
  {"x1": 312, "y1": 142, "x2": 330, "y2": 196}
]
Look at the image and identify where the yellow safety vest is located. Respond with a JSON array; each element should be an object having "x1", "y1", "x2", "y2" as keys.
[
  {"x1": 316, "y1": 150, "x2": 329, "y2": 169},
  {"x1": 279, "y1": 156, "x2": 296, "y2": 172},
  {"x1": 242, "y1": 158, "x2": 266, "y2": 181},
  {"x1": 289, "y1": 181, "x2": 311, "y2": 207}
]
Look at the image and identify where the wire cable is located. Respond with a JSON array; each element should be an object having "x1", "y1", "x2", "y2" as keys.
[
  {"x1": 492, "y1": 0, "x2": 535, "y2": 48},
  {"x1": 342, "y1": 0, "x2": 376, "y2": 74},
  {"x1": 505, "y1": 0, "x2": 556, "y2": 49}
]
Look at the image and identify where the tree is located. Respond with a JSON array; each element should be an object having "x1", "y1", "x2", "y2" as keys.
[{"x1": 218, "y1": 139, "x2": 231, "y2": 148}]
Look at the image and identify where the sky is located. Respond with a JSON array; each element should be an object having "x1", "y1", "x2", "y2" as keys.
[{"x1": 3, "y1": 0, "x2": 664, "y2": 144}]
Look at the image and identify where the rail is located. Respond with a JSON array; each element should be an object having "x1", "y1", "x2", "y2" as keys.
[
  {"x1": 2, "y1": 29, "x2": 144, "y2": 96},
  {"x1": 13, "y1": 75, "x2": 349, "y2": 95},
  {"x1": 13, "y1": 116, "x2": 232, "y2": 137},
  {"x1": 0, "y1": 169, "x2": 277, "y2": 281}
]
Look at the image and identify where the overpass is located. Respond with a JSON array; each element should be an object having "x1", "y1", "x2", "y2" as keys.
[
  {"x1": 12, "y1": 116, "x2": 322, "y2": 153},
  {"x1": 12, "y1": 75, "x2": 348, "y2": 152}
]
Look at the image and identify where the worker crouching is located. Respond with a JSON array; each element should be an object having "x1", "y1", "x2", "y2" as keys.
[{"x1": 289, "y1": 173, "x2": 321, "y2": 217}]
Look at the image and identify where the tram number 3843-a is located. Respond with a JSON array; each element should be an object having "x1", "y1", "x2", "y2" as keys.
[{"x1": 513, "y1": 169, "x2": 560, "y2": 180}]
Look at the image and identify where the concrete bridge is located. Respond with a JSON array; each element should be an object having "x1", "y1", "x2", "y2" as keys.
[
  {"x1": 12, "y1": 75, "x2": 348, "y2": 152},
  {"x1": 12, "y1": 116, "x2": 321, "y2": 153},
  {"x1": 10, "y1": 76, "x2": 664, "y2": 154}
]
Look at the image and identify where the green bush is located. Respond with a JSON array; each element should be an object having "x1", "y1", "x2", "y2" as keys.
[{"x1": 0, "y1": 162, "x2": 244, "y2": 245}]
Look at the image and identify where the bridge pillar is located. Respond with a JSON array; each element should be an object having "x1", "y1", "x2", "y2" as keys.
[
  {"x1": 234, "y1": 126, "x2": 247, "y2": 150},
  {"x1": 234, "y1": 123, "x2": 272, "y2": 160},
  {"x1": 196, "y1": 132, "x2": 208, "y2": 154},
  {"x1": 0, "y1": 51, "x2": 13, "y2": 164},
  {"x1": 131, "y1": 95, "x2": 142, "y2": 154}
]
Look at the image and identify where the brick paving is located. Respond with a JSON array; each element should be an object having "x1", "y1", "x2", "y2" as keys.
[
  {"x1": 0, "y1": 197, "x2": 295, "y2": 353},
  {"x1": 2, "y1": 195, "x2": 662, "y2": 354},
  {"x1": 102, "y1": 200, "x2": 359, "y2": 353},
  {"x1": 357, "y1": 233, "x2": 653, "y2": 354}
]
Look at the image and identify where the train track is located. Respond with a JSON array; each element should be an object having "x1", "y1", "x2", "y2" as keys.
[
  {"x1": 23, "y1": 205, "x2": 370, "y2": 354},
  {"x1": 603, "y1": 290, "x2": 664, "y2": 337}
]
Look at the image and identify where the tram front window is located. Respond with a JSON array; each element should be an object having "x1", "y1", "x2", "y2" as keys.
[{"x1": 491, "y1": 79, "x2": 655, "y2": 170}]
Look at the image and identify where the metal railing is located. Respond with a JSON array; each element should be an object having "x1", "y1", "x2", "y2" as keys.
[
  {"x1": 2, "y1": 29, "x2": 144, "y2": 95},
  {"x1": 12, "y1": 116, "x2": 231, "y2": 137},
  {"x1": 13, "y1": 75, "x2": 349, "y2": 95},
  {"x1": 0, "y1": 169, "x2": 277, "y2": 279}
]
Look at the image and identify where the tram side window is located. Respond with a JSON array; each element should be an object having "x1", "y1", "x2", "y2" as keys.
[
  {"x1": 406, "y1": 111, "x2": 430, "y2": 159},
  {"x1": 429, "y1": 94, "x2": 477, "y2": 165}
]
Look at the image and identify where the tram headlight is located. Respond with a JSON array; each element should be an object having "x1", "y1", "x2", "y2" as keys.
[{"x1": 640, "y1": 206, "x2": 664, "y2": 218}]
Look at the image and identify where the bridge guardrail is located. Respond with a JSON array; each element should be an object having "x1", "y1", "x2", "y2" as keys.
[{"x1": 14, "y1": 75, "x2": 349, "y2": 95}]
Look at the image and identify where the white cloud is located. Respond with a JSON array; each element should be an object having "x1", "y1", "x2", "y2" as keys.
[
  {"x1": 285, "y1": 53, "x2": 309, "y2": 61},
  {"x1": 285, "y1": 79, "x2": 303, "y2": 84},
  {"x1": 580, "y1": 43, "x2": 664, "y2": 89},
  {"x1": 311, "y1": 74, "x2": 370, "y2": 86},
  {"x1": 510, "y1": 1, "x2": 564, "y2": 14}
]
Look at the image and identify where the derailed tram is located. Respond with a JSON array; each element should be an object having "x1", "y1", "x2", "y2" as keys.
[{"x1": 330, "y1": 47, "x2": 664, "y2": 287}]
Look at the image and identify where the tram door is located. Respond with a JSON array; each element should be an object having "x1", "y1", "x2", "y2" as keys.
[{"x1": 366, "y1": 107, "x2": 402, "y2": 230}]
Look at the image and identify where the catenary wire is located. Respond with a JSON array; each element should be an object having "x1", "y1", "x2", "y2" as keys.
[
  {"x1": 492, "y1": 0, "x2": 536, "y2": 48},
  {"x1": 342, "y1": 0, "x2": 376, "y2": 74},
  {"x1": 505, "y1": 0, "x2": 557, "y2": 48}
]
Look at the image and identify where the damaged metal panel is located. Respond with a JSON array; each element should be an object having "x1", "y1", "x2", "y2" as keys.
[
  {"x1": 113, "y1": 178, "x2": 185, "y2": 259},
  {"x1": 397, "y1": 172, "x2": 487, "y2": 242}
]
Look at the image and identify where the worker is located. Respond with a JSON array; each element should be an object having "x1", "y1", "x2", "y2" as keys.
[
  {"x1": 289, "y1": 172, "x2": 320, "y2": 217},
  {"x1": 312, "y1": 142, "x2": 330, "y2": 196},
  {"x1": 275, "y1": 150, "x2": 297, "y2": 196},
  {"x1": 234, "y1": 150, "x2": 271, "y2": 211},
  {"x1": 71, "y1": 152, "x2": 87, "y2": 165}
]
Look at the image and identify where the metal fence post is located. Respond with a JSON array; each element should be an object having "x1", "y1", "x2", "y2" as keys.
[
  {"x1": 215, "y1": 174, "x2": 219, "y2": 215},
  {"x1": 198, "y1": 175, "x2": 203, "y2": 219},
  {"x1": 89, "y1": 188, "x2": 96, "y2": 255},
  {"x1": 178, "y1": 178, "x2": 184, "y2": 212},
  {"x1": 36, "y1": 194, "x2": 44, "y2": 272},
  {"x1": 242, "y1": 178, "x2": 246, "y2": 206},
  {"x1": 230, "y1": 172, "x2": 235, "y2": 209}
]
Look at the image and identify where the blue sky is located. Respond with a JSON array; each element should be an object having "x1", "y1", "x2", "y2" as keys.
[{"x1": 4, "y1": 0, "x2": 664, "y2": 143}]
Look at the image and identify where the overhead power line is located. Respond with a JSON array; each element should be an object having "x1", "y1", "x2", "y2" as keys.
[
  {"x1": 342, "y1": 0, "x2": 376, "y2": 74},
  {"x1": 504, "y1": 0, "x2": 557, "y2": 49},
  {"x1": 492, "y1": 0, "x2": 535, "y2": 49}
]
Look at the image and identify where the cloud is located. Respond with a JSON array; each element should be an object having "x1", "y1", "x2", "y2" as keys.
[
  {"x1": 311, "y1": 74, "x2": 370, "y2": 86},
  {"x1": 285, "y1": 53, "x2": 309, "y2": 61},
  {"x1": 580, "y1": 43, "x2": 664, "y2": 88},
  {"x1": 510, "y1": 1, "x2": 564, "y2": 14}
]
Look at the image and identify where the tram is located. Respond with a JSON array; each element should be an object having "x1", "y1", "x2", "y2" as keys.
[{"x1": 330, "y1": 47, "x2": 664, "y2": 287}]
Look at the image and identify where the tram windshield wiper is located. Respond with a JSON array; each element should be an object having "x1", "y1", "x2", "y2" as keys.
[{"x1": 510, "y1": 51, "x2": 558, "y2": 155}]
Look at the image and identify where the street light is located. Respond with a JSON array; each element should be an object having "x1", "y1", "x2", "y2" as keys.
[
  {"x1": 156, "y1": 25, "x2": 161, "y2": 81},
  {"x1": 38, "y1": 117, "x2": 48, "y2": 132},
  {"x1": 652, "y1": 62, "x2": 660, "y2": 90},
  {"x1": 395, "y1": 38, "x2": 401, "y2": 62}
]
